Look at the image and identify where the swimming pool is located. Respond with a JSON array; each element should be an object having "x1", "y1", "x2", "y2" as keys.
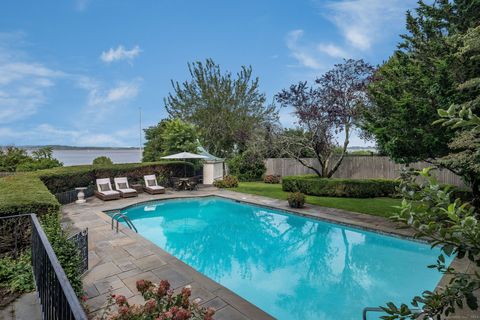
[{"x1": 115, "y1": 196, "x2": 451, "y2": 320}]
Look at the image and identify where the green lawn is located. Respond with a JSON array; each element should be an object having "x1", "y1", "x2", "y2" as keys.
[{"x1": 230, "y1": 182, "x2": 402, "y2": 218}]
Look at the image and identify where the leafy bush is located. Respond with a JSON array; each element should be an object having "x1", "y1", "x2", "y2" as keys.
[
  {"x1": 104, "y1": 279, "x2": 215, "y2": 320},
  {"x1": 227, "y1": 150, "x2": 266, "y2": 181},
  {"x1": 0, "y1": 146, "x2": 62, "y2": 172},
  {"x1": 92, "y1": 156, "x2": 113, "y2": 166},
  {"x1": 282, "y1": 175, "x2": 399, "y2": 198},
  {"x1": 0, "y1": 253, "x2": 35, "y2": 294},
  {"x1": 0, "y1": 147, "x2": 31, "y2": 172},
  {"x1": 41, "y1": 212, "x2": 83, "y2": 296},
  {"x1": 36, "y1": 161, "x2": 192, "y2": 193},
  {"x1": 0, "y1": 175, "x2": 60, "y2": 217},
  {"x1": 287, "y1": 192, "x2": 305, "y2": 208},
  {"x1": 0, "y1": 213, "x2": 84, "y2": 300},
  {"x1": 263, "y1": 174, "x2": 281, "y2": 184},
  {"x1": 213, "y1": 175, "x2": 239, "y2": 188}
]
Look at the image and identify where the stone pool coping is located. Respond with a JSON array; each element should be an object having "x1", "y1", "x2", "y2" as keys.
[{"x1": 62, "y1": 187, "x2": 475, "y2": 319}]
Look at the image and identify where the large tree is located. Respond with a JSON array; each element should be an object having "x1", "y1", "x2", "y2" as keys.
[
  {"x1": 362, "y1": 0, "x2": 480, "y2": 164},
  {"x1": 142, "y1": 118, "x2": 199, "y2": 161},
  {"x1": 164, "y1": 59, "x2": 278, "y2": 158},
  {"x1": 276, "y1": 59, "x2": 374, "y2": 178}
]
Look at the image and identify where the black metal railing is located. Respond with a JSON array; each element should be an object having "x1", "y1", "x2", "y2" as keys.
[
  {"x1": 31, "y1": 214, "x2": 88, "y2": 320},
  {"x1": 68, "y1": 229, "x2": 89, "y2": 274},
  {"x1": 0, "y1": 214, "x2": 32, "y2": 258},
  {"x1": 0, "y1": 214, "x2": 88, "y2": 319}
]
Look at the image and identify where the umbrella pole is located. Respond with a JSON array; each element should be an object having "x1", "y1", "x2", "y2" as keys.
[{"x1": 184, "y1": 160, "x2": 186, "y2": 177}]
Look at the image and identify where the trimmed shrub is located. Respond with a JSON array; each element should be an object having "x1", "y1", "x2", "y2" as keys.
[
  {"x1": 35, "y1": 161, "x2": 192, "y2": 193},
  {"x1": 92, "y1": 156, "x2": 113, "y2": 166},
  {"x1": 0, "y1": 175, "x2": 60, "y2": 217},
  {"x1": 263, "y1": 174, "x2": 281, "y2": 184},
  {"x1": 287, "y1": 192, "x2": 305, "y2": 208},
  {"x1": 213, "y1": 175, "x2": 239, "y2": 188},
  {"x1": 282, "y1": 175, "x2": 399, "y2": 198}
]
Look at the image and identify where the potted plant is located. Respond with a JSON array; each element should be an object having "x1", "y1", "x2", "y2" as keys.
[{"x1": 287, "y1": 192, "x2": 305, "y2": 208}]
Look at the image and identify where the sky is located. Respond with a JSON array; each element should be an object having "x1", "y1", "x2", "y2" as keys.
[{"x1": 0, "y1": 0, "x2": 418, "y2": 147}]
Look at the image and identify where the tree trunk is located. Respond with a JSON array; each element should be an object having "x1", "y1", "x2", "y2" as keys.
[{"x1": 327, "y1": 124, "x2": 350, "y2": 178}]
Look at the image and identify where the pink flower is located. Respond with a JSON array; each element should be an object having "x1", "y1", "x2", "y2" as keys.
[
  {"x1": 181, "y1": 286, "x2": 192, "y2": 298},
  {"x1": 174, "y1": 308, "x2": 191, "y2": 320},
  {"x1": 136, "y1": 279, "x2": 152, "y2": 293},
  {"x1": 118, "y1": 305, "x2": 129, "y2": 315},
  {"x1": 144, "y1": 298, "x2": 157, "y2": 313},
  {"x1": 157, "y1": 279, "x2": 171, "y2": 297},
  {"x1": 114, "y1": 295, "x2": 127, "y2": 306}
]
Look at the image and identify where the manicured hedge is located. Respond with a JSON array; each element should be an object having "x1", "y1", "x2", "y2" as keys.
[
  {"x1": 0, "y1": 161, "x2": 193, "y2": 217},
  {"x1": 282, "y1": 175, "x2": 399, "y2": 198},
  {"x1": 35, "y1": 161, "x2": 193, "y2": 193},
  {"x1": 0, "y1": 175, "x2": 60, "y2": 217}
]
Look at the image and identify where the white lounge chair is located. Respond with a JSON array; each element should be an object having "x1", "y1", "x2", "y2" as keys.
[
  {"x1": 143, "y1": 174, "x2": 165, "y2": 194},
  {"x1": 114, "y1": 177, "x2": 138, "y2": 198},
  {"x1": 95, "y1": 178, "x2": 121, "y2": 201}
]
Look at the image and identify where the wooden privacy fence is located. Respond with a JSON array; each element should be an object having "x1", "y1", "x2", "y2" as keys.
[{"x1": 265, "y1": 156, "x2": 466, "y2": 187}]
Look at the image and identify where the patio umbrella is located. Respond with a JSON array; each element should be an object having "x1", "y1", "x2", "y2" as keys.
[{"x1": 161, "y1": 152, "x2": 208, "y2": 177}]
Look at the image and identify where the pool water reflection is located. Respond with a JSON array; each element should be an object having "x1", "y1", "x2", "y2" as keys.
[{"x1": 118, "y1": 197, "x2": 451, "y2": 320}]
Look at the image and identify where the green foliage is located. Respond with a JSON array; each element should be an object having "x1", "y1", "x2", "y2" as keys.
[
  {"x1": 165, "y1": 58, "x2": 278, "y2": 157},
  {"x1": 92, "y1": 156, "x2": 114, "y2": 166},
  {"x1": 380, "y1": 168, "x2": 480, "y2": 319},
  {"x1": 0, "y1": 213, "x2": 84, "y2": 299},
  {"x1": 362, "y1": 1, "x2": 480, "y2": 164},
  {"x1": 35, "y1": 161, "x2": 192, "y2": 193},
  {"x1": 379, "y1": 19, "x2": 480, "y2": 317},
  {"x1": 41, "y1": 212, "x2": 83, "y2": 296},
  {"x1": 142, "y1": 119, "x2": 199, "y2": 162},
  {"x1": 0, "y1": 146, "x2": 63, "y2": 172},
  {"x1": 160, "y1": 118, "x2": 199, "y2": 155},
  {"x1": 282, "y1": 175, "x2": 399, "y2": 198},
  {"x1": 0, "y1": 147, "x2": 31, "y2": 172},
  {"x1": 0, "y1": 253, "x2": 35, "y2": 294},
  {"x1": 0, "y1": 175, "x2": 60, "y2": 217},
  {"x1": 287, "y1": 192, "x2": 305, "y2": 208},
  {"x1": 213, "y1": 175, "x2": 239, "y2": 188},
  {"x1": 263, "y1": 175, "x2": 281, "y2": 184},
  {"x1": 143, "y1": 119, "x2": 169, "y2": 162},
  {"x1": 227, "y1": 149, "x2": 266, "y2": 182}
]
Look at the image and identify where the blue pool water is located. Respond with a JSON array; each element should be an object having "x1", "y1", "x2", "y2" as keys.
[{"x1": 117, "y1": 197, "x2": 451, "y2": 320}]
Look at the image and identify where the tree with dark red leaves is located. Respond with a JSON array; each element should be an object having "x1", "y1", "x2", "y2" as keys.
[{"x1": 276, "y1": 59, "x2": 374, "y2": 178}]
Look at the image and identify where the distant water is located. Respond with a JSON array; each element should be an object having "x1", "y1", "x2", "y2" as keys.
[{"x1": 49, "y1": 149, "x2": 142, "y2": 166}]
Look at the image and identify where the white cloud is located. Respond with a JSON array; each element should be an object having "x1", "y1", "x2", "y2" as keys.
[
  {"x1": 100, "y1": 45, "x2": 142, "y2": 64},
  {"x1": 324, "y1": 0, "x2": 415, "y2": 51},
  {"x1": 317, "y1": 43, "x2": 348, "y2": 58},
  {"x1": 84, "y1": 79, "x2": 140, "y2": 107},
  {"x1": 286, "y1": 30, "x2": 323, "y2": 70},
  {"x1": 0, "y1": 34, "x2": 64, "y2": 124}
]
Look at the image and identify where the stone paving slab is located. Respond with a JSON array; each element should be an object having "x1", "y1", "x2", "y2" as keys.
[{"x1": 62, "y1": 186, "x2": 477, "y2": 319}]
